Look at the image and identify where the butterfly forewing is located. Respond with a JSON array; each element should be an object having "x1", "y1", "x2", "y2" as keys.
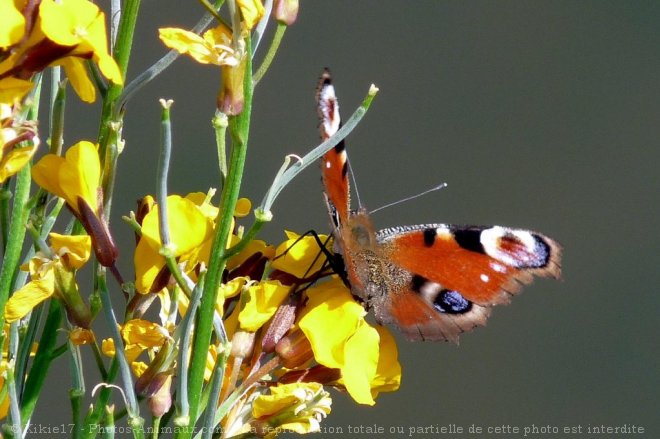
[{"x1": 377, "y1": 225, "x2": 561, "y2": 306}]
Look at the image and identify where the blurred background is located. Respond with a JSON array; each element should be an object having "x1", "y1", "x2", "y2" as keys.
[{"x1": 36, "y1": 1, "x2": 659, "y2": 437}]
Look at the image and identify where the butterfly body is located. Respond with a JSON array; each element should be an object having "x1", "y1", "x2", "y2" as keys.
[{"x1": 317, "y1": 70, "x2": 561, "y2": 342}]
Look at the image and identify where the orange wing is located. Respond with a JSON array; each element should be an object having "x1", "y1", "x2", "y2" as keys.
[{"x1": 378, "y1": 224, "x2": 562, "y2": 306}]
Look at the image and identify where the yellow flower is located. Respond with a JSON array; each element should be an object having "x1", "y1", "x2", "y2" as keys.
[
  {"x1": 0, "y1": 0, "x2": 122, "y2": 103},
  {"x1": 49, "y1": 233, "x2": 92, "y2": 269},
  {"x1": 0, "y1": 102, "x2": 39, "y2": 182},
  {"x1": 251, "y1": 382, "x2": 331, "y2": 438},
  {"x1": 0, "y1": 0, "x2": 26, "y2": 49},
  {"x1": 69, "y1": 327, "x2": 95, "y2": 345},
  {"x1": 4, "y1": 233, "x2": 92, "y2": 323},
  {"x1": 238, "y1": 280, "x2": 290, "y2": 331},
  {"x1": 159, "y1": 25, "x2": 239, "y2": 67},
  {"x1": 121, "y1": 319, "x2": 169, "y2": 350},
  {"x1": 40, "y1": 0, "x2": 123, "y2": 96},
  {"x1": 4, "y1": 270, "x2": 55, "y2": 323},
  {"x1": 32, "y1": 141, "x2": 101, "y2": 215},
  {"x1": 237, "y1": 0, "x2": 265, "y2": 30},
  {"x1": 0, "y1": 77, "x2": 34, "y2": 105},
  {"x1": 32, "y1": 141, "x2": 118, "y2": 267},
  {"x1": 271, "y1": 231, "x2": 331, "y2": 279},
  {"x1": 102, "y1": 319, "x2": 170, "y2": 377},
  {"x1": 298, "y1": 279, "x2": 402, "y2": 405},
  {"x1": 134, "y1": 194, "x2": 214, "y2": 293}
]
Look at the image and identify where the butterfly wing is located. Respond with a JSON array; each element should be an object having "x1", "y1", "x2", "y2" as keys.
[
  {"x1": 371, "y1": 224, "x2": 561, "y2": 341},
  {"x1": 318, "y1": 69, "x2": 350, "y2": 227}
]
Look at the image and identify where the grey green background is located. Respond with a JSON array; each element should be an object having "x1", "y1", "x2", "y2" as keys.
[{"x1": 38, "y1": 1, "x2": 659, "y2": 437}]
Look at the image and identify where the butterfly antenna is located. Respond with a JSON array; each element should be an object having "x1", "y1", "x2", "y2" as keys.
[
  {"x1": 348, "y1": 159, "x2": 366, "y2": 209},
  {"x1": 369, "y1": 182, "x2": 448, "y2": 215}
]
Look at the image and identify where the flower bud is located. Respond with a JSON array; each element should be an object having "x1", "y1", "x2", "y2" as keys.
[
  {"x1": 278, "y1": 365, "x2": 341, "y2": 385},
  {"x1": 231, "y1": 330, "x2": 256, "y2": 359},
  {"x1": 273, "y1": 0, "x2": 299, "y2": 25},
  {"x1": 275, "y1": 329, "x2": 313, "y2": 369},
  {"x1": 77, "y1": 198, "x2": 118, "y2": 267},
  {"x1": 218, "y1": 55, "x2": 247, "y2": 115},
  {"x1": 148, "y1": 373, "x2": 173, "y2": 418},
  {"x1": 261, "y1": 298, "x2": 297, "y2": 353}
]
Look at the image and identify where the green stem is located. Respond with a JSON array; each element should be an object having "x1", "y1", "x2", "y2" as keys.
[
  {"x1": 157, "y1": 99, "x2": 195, "y2": 297},
  {"x1": 50, "y1": 68, "x2": 66, "y2": 156},
  {"x1": 213, "y1": 112, "x2": 228, "y2": 189},
  {"x1": 183, "y1": 35, "x2": 253, "y2": 438},
  {"x1": 6, "y1": 365, "x2": 22, "y2": 439},
  {"x1": 152, "y1": 415, "x2": 161, "y2": 439},
  {"x1": 0, "y1": 164, "x2": 32, "y2": 330},
  {"x1": 98, "y1": 0, "x2": 140, "y2": 208},
  {"x1": 222, "y1": 217, "x2": 266, "y2": 260},
  {"x1": 79, "y1": 358, "x2": 119, "y2": 439},
  {"x1": 68, "y1": 332, "x2": 86, "y2": 439},
  {"x1": 157, "y1": 100, "x2": 173, "y2": 245},
  {"x1": 102, "y1": 405, "x2": 116, "y2": 439},
  {"x1": 97, "y1": 272, "x2": 141, "y2": 419},
  {"x1": 253, "y1": 22, "x2": 286, "y2": 86},
  {"x1": 0, "y1": 181, "x2": 9, "y2": 251},
  {"x1": 174, "y1": 275, "x2": 205, "y2": 425},
  {"x1": 19, "y1": 299, "x2": 63, "y2": 426},
  {"x1": 90, "y1": 340, "x2": 109, "y2": 381},
  {"x1": 200, "y1": 346, "x2": 229, "y2": 439},
  {"x1": 14, "y1": 301, "x2": 44, "y2": 396}
]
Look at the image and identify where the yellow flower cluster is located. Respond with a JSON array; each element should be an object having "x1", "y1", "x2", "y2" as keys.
[
  {"x1": 0, "y1": 1, "x2": 401, "y2": 436},
  {"x1": 101, "y1": 192, "x2": 400, "y2": 434}
]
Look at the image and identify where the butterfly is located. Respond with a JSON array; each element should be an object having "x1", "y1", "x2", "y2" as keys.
[{"x1": 316, "y1": 70, "x2": 562, "y2": 342}]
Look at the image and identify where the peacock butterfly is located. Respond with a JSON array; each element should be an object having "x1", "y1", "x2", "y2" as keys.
[{"x1": 316, "y1": 70, "x2": 562, "y2": 342}]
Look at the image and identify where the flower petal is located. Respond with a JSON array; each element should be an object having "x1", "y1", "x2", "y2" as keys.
[
  {"x1": 340, "y1": 322, "x2": 380, "y2": 405},
  {"x1": 58, "y1": 141, "x2": 100, "y2": 212},
  {"x1": 271, "y1": 231, "x2": 331, "y2": 279},
  {"x1": 5, "y1": 274, "x2": 55, "y2": 323},
  {"x1": 370, "y1": 325, "x2": 402, "y2": 398},
  {"x1": 134, "y1": 236, "x2": 166, "y2": 294},
  {"x1": 0, "y1": 77, "x2": 34, "y2": 105},
  {"x1": 298, "y1": 279, "x2": 364, "y2": 369},
  {"x1": 121, "y1": 319, "x2": 168, "y2": 349},
  {"x1": 49, "y1": 232, "x2": 92, "y2": 269},
  {"x1": 0, "y1": 0, "x2": 26, "y2": 48},
  {"x1": 239, "y1": 280, "x2": 289, "y2": 331},
  {"x1": 60, "y1": 57, "x2": 96, "y2": 103},
  {"x1": 236, "y1": 0, "x2": 265, "y2": 30},
  {"x1": 159, "y1": 27, "x2": 215, "y2": 64},
  {"x1": 0, "y1": 145, "x2": 36, "y2": 183},
  {"x1": 140, "y1": 195, "x2": 213, "y2": 256}
]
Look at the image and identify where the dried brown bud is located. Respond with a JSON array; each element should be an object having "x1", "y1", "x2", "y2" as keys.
[
  {"x1": 261, "y1": 298, "x2": 297, "y2": 353},
  {"x1": 77, "y1": 198, "x2": 118, "y2": 267}
]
